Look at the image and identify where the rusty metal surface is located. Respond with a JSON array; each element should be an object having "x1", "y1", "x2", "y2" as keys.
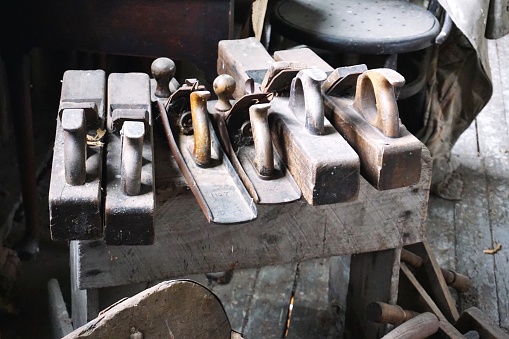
[
  {"x1": 104, "y1": 73, "x2": 154, "y2": 245},
  {"x1": 152, "y1": 57, "x2": 256, "y2": 223},
  {"x1": 209, "y1": 74, "x2": 300, "y2": 204},
  {"x1": 323, "y1": 67, "x2": 423, "y2": 190},
  {"x1": 49, "y1": 70, "x2": 106, "y2": 241}
]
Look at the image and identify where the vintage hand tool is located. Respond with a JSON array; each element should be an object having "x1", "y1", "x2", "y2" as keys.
[
  {"x1": 400, "y1": 248, "x2": 472, "y2": 293},
  {"x1": 49, "y1": 70, "x2": 106, "y2": 240},
  {"x1": 218, "y1": 38, "x2": 360, "y2": 205},
  {"x1": 322, "y1": 65, "x2": 423, "y2": 190},
  {"x1": 208, "y1": 74, "x2": 301, "y2": 204},
  {"x1": 152, "y1": 58, "x2": 257, "y2": 224},
  {"x1": 103, "y1": 73, "x2": 155, "y2": 245}
]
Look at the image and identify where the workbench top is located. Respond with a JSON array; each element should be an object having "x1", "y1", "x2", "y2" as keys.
[{"x1": 74, "y1": 133, "x2": 432, "y2": 290}]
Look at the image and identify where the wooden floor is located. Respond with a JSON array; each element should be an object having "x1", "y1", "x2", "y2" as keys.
[{"x1": 178, "y1": 37, "x2": 509, "y2": 338}]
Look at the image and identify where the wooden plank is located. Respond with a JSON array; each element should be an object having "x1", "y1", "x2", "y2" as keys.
[
  {"x1": 344, "y1": 249, "x2": 400, "y2": 339},
  {"x1": 494, "y1": 35, "x2": 509, "y2": 130},
  {"x1": 485, "y1": 154, "x2": 509, "y2": 331},
  {"x1": 209, "y1": 268, "x2": 258, "y2": 333},
  {"x1": 453, "y1": 156, "x2": 499, "y2": 324},
  {"x1": 75, "y1": 141, "x2": 432, "y2": 289},
  {"x1": 425, "y1": 196, "x2": 457, "y2": 270},
  {"x1": 477, "y1": 40, "x2": 509, "y2": 156},
  {"x1": 328, "y1": 255, "x2": 351, "y2": 336},
  {"x1": 286, "y1": 258, "x2": 339, "y2": 338},
  {"x1": 242, "y1": 263, "x2": 297, "y2": 338},
  {"x1": 70, "y1": 241, "x2": 99, "y2": 329}
]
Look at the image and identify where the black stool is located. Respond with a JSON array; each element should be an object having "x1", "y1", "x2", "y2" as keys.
[{"x1": 270, "y1": 0, "x2": 446, "y2": 133}]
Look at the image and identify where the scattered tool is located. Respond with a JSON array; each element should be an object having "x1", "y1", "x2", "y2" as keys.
[
  {"x1": 209, "y1": 74, "x2": 301, "y2": 204},
  {"x1": 103, "y1": 73, "x2": 155, "y2": 245},
  {"x1": 322, "y1": 65, "x2": 423, "y2": 190},
  {"x1": 400, "y1": 248, "x2": 472, "y2": 293},
  {"x1": 152, "y1": 58, "x2": 257, "y2": 224},
  {"x1": 218, "y1": 38, "x2": 360, "y2": 205},
  {"x1": 49, "y1": 70, "x2": 106, "y2": 240}
]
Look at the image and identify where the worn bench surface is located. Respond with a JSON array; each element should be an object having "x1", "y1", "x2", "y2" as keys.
[{"x1": 75, "y1": 134, "x2": 431, "y2": 290}]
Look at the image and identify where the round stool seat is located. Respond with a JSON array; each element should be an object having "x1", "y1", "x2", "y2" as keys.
[{"x1": 271, "y1": 0, "x2": 440, "y2": 54}]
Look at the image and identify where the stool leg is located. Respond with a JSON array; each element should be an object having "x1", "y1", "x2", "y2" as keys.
[{"x1": 4, "y1": 53, "x2": 39, "y2": 259}]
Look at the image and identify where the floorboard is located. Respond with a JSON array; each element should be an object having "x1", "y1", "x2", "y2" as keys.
[
  {"x1": 485, "y1": 155, "x2": 509, "y2": 330},
  {"x1": 453, "y1": 157, "x2": 499, "y2": 323}
]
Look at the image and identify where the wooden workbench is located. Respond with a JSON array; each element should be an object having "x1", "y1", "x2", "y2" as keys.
[{"x1": 71, "y1": 132, "x2": 432, "y2": 338}]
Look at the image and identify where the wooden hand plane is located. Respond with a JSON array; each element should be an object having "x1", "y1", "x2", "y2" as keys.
[
  {"x1": 322, "y1": 66, "x2": 423, "y2": 190},
  {"x1": 49, "y1": 70, "x2": 106, "y2": 240},
  {"x1": 218, "y1": 38, "x2": 360, "y2": 205},
  {"x1": 103, "y1": 73, "x2": 155, "y2": 245},
  {"x1": 152, "y1": 58, "x2": 257, "y2": 224}
]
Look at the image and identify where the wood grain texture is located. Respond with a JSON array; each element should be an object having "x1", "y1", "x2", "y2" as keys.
[
  {"x1": 208, "y1": 268, "x2": 258, "y2": 334},
  {"x1": 64, "y1": 280, "x2": 232, "y2": 339},
  {"x1": 75, "y1": 142, "x2": 431, "y2": 289},
  {"x1": 286, "y1": 258, "x2": 339, "y2": 338},
  {"x1": 454, "y1": 157, "x2": 499, "y2": 325},
  {"x1": 477, "y1": 40, "x2": 509, "y2": 156},
  {"x1": 485, "y1": 155, "x2": 509, "y2": 330},
  {"x1": 344, "y1": 249, "x2": 400, "y2": 339},
  {"x1": 242, "y1": 263, "x2": 297, "y2": 338}
]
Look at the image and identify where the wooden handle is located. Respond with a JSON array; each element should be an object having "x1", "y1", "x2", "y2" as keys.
[
  {"x1": 366, "y1": 302, "x2": 419, "y2": 325},
  {"x1": 190, "y1": 91, "x2": 212, "y2": 167},
  {"x1": 382, "y1": 312, "x2": 440, "y2": 339},
  {"x1": 353, "y1": 68, "x2": 405, "y2": 138},
  {"x1": 289, "y1": 69, "x2": 327, "y2": 135},
  {"x1": 249, "y1": 103, "x2": 274, "y2": 178}
]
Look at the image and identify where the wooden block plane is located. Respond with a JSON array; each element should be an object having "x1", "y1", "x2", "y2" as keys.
[
  {"x1": 218, "y1": 38, "x2": 360, "y2": 205},
  {"x1": 322, "y1": 65, "x2": 423, "y2": 190},
  {"x1": 104, "y1": 73, "x2": 155, "y2": 245},
  {"x1": 49, "y1": 70, "x2": 106, "y2": 240}
]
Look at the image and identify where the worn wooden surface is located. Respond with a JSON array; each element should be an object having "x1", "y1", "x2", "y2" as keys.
[
  {"x1": 65, "y1": 280, "x2": 233, "y2": 339},
  {"x1": 75, "y1": 136, "x2": 431, "y2": 289},
  {"x1": 426, "y1": 35, "x2": 509, "y2": 334}
]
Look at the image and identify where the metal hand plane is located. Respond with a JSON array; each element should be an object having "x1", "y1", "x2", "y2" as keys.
[
  {"x1": 152, "y1": 58, "x2": 257, "y2": 224},
  {"x1": 207, "y1": 74, "x2": 301, "y2": 204}
]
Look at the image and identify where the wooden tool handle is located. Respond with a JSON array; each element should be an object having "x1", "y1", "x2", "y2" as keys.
[
  {"x1": 353, "y1": 68, "x2": 405, "y2": 138},
  {"x1": 190, "y1": 91, "x2": 212, "y2": 167},
  {"x1": 366, "y1": 302, "x2": 419, "y2": 325},
  {"x1": 382, "y1": 312, "x2": 440, "y2": 339}
]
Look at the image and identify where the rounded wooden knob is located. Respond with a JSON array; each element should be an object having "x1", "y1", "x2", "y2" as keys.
[
  {"x1": 213, "y1": 74, "x2": 236, "y2": 112},
  {"x1": 151, "y1": 57, "x2": 176, "y2": 98}
]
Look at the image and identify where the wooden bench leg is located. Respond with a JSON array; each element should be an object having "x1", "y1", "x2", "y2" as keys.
[
  {"x1": 70, "y1": 241, "x2": 99, "y2": 329},
  {"x1": 343, "y1": 248, "x2": 401, "y2": 339}
]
